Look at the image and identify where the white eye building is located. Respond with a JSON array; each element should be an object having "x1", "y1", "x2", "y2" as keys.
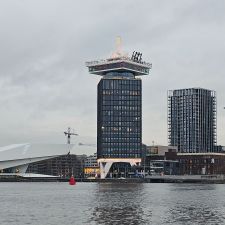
[{"x1": 0, "y1": 143, "x2": 73, "y2": 177}]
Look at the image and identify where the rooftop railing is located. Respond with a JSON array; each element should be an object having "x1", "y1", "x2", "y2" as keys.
[{"x1": 85, "y1": 56, "x2": 152, "y2": 68}]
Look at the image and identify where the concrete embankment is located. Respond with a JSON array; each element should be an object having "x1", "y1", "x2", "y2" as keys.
[
  {"x1": 144, "y1": 175, "x2": 225, "y2": 184},
  {"x1": 0, "y1": 175, "x2": 225, "y2": 183}
]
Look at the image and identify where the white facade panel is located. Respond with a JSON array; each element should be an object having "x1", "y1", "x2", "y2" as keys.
[{"x1": 0, "y1": 144, "x2": 73, "y2": 170}]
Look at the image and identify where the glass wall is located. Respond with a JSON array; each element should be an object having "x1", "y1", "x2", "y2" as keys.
[{"x1": 97, "y1": 78, "x2": 142, "y2": 158}]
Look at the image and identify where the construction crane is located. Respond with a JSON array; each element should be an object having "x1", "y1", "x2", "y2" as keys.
[{"x1": 64, "y1": 127, "x2": 78, "y2": 144}]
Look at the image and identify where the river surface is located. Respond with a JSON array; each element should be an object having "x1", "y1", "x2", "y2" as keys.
[{"x1": 0, "y1": 182, "x2": 224, "y2": 225}]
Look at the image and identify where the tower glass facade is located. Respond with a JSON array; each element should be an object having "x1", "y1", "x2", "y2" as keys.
[
  {"x1": 168, "y1": 88, "x2": 217, "y2": 153},
  {"x1": 97, "y1": 75, "x2": 142, "y2": 159}
]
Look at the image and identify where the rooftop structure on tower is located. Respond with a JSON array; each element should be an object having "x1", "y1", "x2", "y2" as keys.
[{"x1": 86, "y1": 37, "x2": 152, "y2": 77}]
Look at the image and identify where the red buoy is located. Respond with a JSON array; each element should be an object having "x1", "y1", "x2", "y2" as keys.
[{"x1": 69, "y1": 175, "x2": 76, "y2": 185}]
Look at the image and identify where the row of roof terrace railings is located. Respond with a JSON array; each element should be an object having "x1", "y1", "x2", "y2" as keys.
[{"x1": 85, "y1": 56, "x2": 152, "y2": 68}]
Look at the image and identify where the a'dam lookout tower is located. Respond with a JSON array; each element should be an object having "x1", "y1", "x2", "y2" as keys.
[{"x1": 86, "y1": 38, "x2": 152, "y2": 178}]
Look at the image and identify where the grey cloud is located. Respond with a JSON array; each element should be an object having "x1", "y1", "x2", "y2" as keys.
[{"x1": 0, "y1": 0, "x2": 224, "y2": 149}]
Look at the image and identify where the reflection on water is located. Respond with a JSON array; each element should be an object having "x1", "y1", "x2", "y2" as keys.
[
  {"x1": 0, "y1": 183, "x2": 225, "y2": 225},
  {"x1": 165, "y1": 184, "x2": 225, "y2": 225},
  {"x1": 90, "y1": 183, "x2": 147, "y2": 225}
]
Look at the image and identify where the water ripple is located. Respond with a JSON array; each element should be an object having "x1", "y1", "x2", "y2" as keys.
[{"x1": 0, "y1": 183, "x2": 224, "y2": 225}]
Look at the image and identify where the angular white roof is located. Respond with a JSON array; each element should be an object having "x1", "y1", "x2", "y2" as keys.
[
  {"x1": 0, "y1": 143, "x2": 73, "y2": 161},
  {"x1": 0, "y1": 144, "x2": 73, "y2": 170}
]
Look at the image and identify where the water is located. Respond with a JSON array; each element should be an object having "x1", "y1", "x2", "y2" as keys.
[{"x1": 0, "y1": 182, "x2": 225, "y2": 225}]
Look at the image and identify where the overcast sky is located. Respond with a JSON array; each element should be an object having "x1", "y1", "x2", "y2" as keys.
[{"x1": 0, "y1": 0, "x2": 225, "y2": 153}]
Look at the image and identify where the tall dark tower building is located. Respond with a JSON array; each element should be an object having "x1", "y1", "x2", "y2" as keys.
[
  {"x1": 86, "y1": 39, "x2": 151, "y2": 178},
  {"x1": 168, "y1": 88, "x2": 217, "y2": 153}
]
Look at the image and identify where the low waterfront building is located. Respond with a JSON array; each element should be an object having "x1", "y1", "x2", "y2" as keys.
[
  {"x1": 141, "y1": 145, "x2": 179, "y2": 175},
  {"x1": 27, "y1": 154, "x2": 87, "y2": 178},
  {"x1": 84, "y1": 153, "x2": 98, "y2": 167},
  {"x1": 150, "y1": 160, "x2": 180, "y2": 175},
  {"x1": 84, "y1": 153, "x2": 100, "y2": 178},
  {"x1": 0, "y1": 144, "x2": 72, "y2": 177},
  {"x1": 166, "y1": 151, "x2": 225, "y2": 175},
  {"x1": 142, "y1": 145, "x2": 225, "y2": 175},
  {"x1": 145, "y1": 145, "x2": 177, "y2": 156}
]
